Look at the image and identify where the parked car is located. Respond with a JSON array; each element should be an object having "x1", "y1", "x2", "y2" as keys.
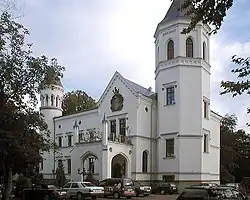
[
  {"x1": 151, "y1": 182, "x2": 178, "y2": 195},
  {"x1": 133, "y1": 181, "x2": 151, "y2": 197},
  {"x1": 62, "y1": 181, "x2": 104, "y2": 199},
  {"x1": 177, "y1": 185, "x2": 249, "y2": 200},
  {"x1": 23, "y1": 183, "x2": 68, "y2": 200},
  {"x1": 98, "y1": 178, "x2": 136, "y2": 199},
  {"x1": 224, "y1": 183, "x2": 247, "y2": 195}
]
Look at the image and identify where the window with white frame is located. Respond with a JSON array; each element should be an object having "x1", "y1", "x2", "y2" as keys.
[
  {"x1": 58, "y1": 136, "x2": 62, "y2": 147},
  {"x1": 203, "y1": 133, "x2": 209, "y2": 153},
  {"x1": 166, "y1": 86, "x2": 175, "y2": 105},
  {"x1": 203, "y1": 98, "x2": 210, "y2": 119},
  {"x1": 166, "y1": 138, "x2": 175, "y2": 158}
]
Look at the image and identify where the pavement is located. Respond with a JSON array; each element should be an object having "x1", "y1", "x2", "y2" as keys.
[{"x1": 99, "y1": 194, "x2": 178, "y2": 200}]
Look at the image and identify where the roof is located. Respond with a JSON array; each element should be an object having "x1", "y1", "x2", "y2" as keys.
[
  {"x1": 159, "y1": 0, "x2": 190, "y2": 25},
  {"x1": 124, "y1": 78, "x2": 155, "y2": 98},
  {"x1": 41, "y1": 68, "x2": 63, "y2": 87}
]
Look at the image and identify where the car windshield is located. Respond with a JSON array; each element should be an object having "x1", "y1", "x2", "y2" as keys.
[
  {"x1": 124, "y1": 179, "x2": 133, "y2": 186},
  {"x1": 82, "y1": 182, "x2": 95, "y2": 187}
]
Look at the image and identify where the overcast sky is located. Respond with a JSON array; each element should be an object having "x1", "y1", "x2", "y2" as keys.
[{"x1": 7, "y1": 0, "x2": 250, "y2": 131}]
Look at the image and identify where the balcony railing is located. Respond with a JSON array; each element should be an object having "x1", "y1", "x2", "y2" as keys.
[{"x1": 108, "y1": 133, "x2": 132, "y2": 145}]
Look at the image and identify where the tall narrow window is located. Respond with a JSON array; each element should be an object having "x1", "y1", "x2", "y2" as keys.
[
  {"x1": 119, "y1": 118, "x2": 126, "y2": 136},
  {"x1": 58, "y1": 136, "x2": 62, "y2": 147},
  {"x1": 51, "y1": 94, "x2": 54, "y2": 106},
  {"x1": 142, "y1": 151, "x2": 148, "y2": 173},
  {"x1": 41, "y1": 95, "x2": 45, "y2": 106},
  {"x1": 167, "y1": 40, "x2": 174, "y2": 60},
  {"x1": 67, "y1": 159, "x2": 71, "y2": 174},
  {"x1": 110, "y1": 120, "x2": 116, "y2": 134},
  {"x1": 45, "y1": 95, "x2": 49, "y2": 106},
  {"x1": 40, "y1": 160, "x2": 43, "y2": 170},
  {"x1": 204, "y1": 134, "x2": 209, "y2": 153},
  {"x1": 203, "y1": 99, "x2": 209, "y2": 119},
  {"x1": 166, "y1": 139, "x2": 174, "y2": 158},
  {"x1": 58, "y1": 159, "x2": 63, "y2": 168},
  {"x1": 68, "y1": 135, "x2": 72, "y2": 147},
  {"x1": 186, "y1": 38, "x2": 193, "y2": 57},
  {"x1": 88, "y1": 157, "x2": 95, "y2": 173},
  {"x1": 56, "y1": 96, "x2": 59, "y2": 107},
  {"x1": 203, "y1": 42, "x2": 206, "y2": 60},
  {"x1": 166, "y1": 86, "x2": 175, "y2": 105}
]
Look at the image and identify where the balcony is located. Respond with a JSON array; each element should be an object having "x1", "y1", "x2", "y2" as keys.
[{"x1": 108, "y1": 133, "x2": 132, "y2": 145}]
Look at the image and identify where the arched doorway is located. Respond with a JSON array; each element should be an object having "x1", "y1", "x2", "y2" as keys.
[
  {"x1": 111, "y1": 154, "x2": 127, "y2": 178},
  {"x1": 80, "y1": 152, "x2": 99, "y2": 181}
]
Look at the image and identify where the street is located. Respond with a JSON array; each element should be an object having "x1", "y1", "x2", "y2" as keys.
[{"x1": 98, "y1": 194, "x2": 178, "y2": 200}]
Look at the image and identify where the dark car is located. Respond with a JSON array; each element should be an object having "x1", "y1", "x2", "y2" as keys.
[
  {"x1": 23, "y1": 184, "x2": 68, "y2": 200},
  {"x1": 177, "y1": 185, "x2": 249, "y2": 200},
  {"x1": 98, "y1": 178, "x2": 136, "y2": 199},
  {"x1": 152, "y1": 182, "x2": 178, "y2": 195},
  {"x1": 133, "y1": 181, "x2": 151, "y2": 197}
]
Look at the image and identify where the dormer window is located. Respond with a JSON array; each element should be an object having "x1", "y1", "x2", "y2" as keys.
[
  {"x1": 186, "y1": 38, "x2": 193, "y2": 57},
  {"x1": 167, "y1": 40, "x2": 174, "y2": 60}
]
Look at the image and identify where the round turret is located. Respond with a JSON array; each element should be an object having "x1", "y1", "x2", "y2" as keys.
[{"x1": 40, "y1": 70, "x2": 64, "y2": 118}]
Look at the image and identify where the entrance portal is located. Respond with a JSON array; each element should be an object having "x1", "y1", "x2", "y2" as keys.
[{"x1": 111, "y1": 154, "x2": 127, "y2": 178}]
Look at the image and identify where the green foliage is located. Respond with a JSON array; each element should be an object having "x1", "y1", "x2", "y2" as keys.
[
  {"x1": 220, "y1": 114, "x2": 250, "y2": 183},
  {"x1": 55, "y1": 166, "x2": 66, "y2": 188},
  {"x1": 0, "y1": 11, "x2": 64, "y2": 199},
  {"x1": 62, "y1": 90, "x2": 96, "y2": 116},
  {"x1": 178, "y1": 0, "x2": 233, "y2": 35}
]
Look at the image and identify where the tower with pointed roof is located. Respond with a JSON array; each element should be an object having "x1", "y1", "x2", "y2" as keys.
[
  {"x1": 39, "y1": 72, "x2": 64, "y2": 178},
  {"x1": 154, "y1": 0, "x2": 219, "y2": 186}
]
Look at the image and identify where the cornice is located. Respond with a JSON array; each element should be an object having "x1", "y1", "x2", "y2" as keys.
[{"x1": 155, "y1": 57, "x2": 211, "y2": 79}]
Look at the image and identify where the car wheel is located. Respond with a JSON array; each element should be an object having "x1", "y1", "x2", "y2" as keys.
[
  {"x1": 77, "y1": 192, "x2": 83, "y2": 200},
  {"x1": 160, "y1": 190, "x2": 165, "y2": 195},
  {"x1": 44, "y1": 194, "x2": 49, "y2": 200},
  {"x1": 113, "y1": 192, "x2": 119, "y2": 199}
]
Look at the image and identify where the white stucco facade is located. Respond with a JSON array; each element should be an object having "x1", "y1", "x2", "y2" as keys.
[{"x1": 39, "y1": 0, "x2": 222, "y2": 187}]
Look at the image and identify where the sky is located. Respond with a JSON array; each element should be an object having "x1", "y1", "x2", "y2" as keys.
[{"x1": 5, "y1": 0, "x2": 250, "y2": 131}]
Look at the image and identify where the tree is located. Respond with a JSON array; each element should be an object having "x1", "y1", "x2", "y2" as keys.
[
  {"x1": 178, "y1": 0, "x2": 233, "y2": 35},
  {"x1": 0, "y1": 11, "x2": 64, "y2": 200},
  {"x1": 55, "y1": 165, "x2": 66, "y2": 188},
  {"x1": 220, "y1": 114, "x2": 238, "y2": 183},
  {"x1": 220, "y1": 114, "x2": 250, "y2": 183},
  {"x1": 62, "y1": 90, "x2": 96, "y2": 116}
]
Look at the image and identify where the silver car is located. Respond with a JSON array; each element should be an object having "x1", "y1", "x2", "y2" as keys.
[{"x1": 62, "y1": 181, "x2": 104, "y2": 200}]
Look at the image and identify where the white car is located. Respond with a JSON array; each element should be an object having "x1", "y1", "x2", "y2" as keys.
[{"x1": 62, "y1": 181, "x2": 104, "y2": 199}]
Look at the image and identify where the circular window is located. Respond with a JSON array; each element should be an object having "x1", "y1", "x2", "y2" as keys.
[{"x1": 145, "y1": 107, "x2": 148, "y2": 112}]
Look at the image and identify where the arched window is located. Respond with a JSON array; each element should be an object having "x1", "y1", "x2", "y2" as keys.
[
  {"x1": 142, "y1": 150, "x2": 148, "y2": 173},
  {"x1": 45, "y1": 95, "x2": 49, "y2": 106},
  {"x1": 186, "y1": 38, "x2": 193, "y2": 57},
  {"x1": 40, "y1": 95, "x2": 45, "y2": 106},
  {"x1": 167, "y1": 40, "x2": 174, "y2": 60},
  {"x1": 51, "y1": 94, "x2": 54, "y2": 106},
  {"x1": 203, "y1": 42, "x2": 206, "y2": 60},
  {"x1": 56, "y1": 96, "x2": 59, "y2": 107}
]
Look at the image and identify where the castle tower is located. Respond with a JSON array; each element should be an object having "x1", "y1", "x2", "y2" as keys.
[
  {"x1": 154, "y1": 0, "x2": 213, "y2": 186},
  {"x1": 39, "y1": 70, "x2": 64, "y2": 178}
]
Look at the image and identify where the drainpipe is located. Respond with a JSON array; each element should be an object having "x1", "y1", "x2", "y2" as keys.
[
  {"x1": 150, "y1": 101, "x2": 153, "y2": 182},
  {"x1": 53, "y1": 118, "x2": 56, "y2": 180}
]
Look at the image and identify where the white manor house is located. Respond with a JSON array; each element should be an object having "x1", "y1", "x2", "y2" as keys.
[{"x1": 39, "y1": 0, "x2": 222, "y2": 187}]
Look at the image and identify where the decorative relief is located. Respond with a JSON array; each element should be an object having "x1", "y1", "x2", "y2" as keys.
[
  {"x1": 78, "y1": 128, "x2": 102, "y2": 144},
  {"x1": 110, "y1": 87, "x2": 124, "y2": 112}
]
